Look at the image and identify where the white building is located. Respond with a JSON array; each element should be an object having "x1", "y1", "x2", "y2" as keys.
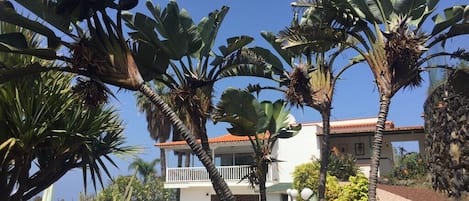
[{"x1": 156, "y1": 117, "x2": 425, "y2": 201}]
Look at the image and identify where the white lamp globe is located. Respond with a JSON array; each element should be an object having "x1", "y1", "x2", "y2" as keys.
[
  {"x1": 290, "y1": 189, "x2": 299, "y2": 198},
  {"x1": 300, "y1": 187, "x2": 314, "y2": 200},
  {"x1": 286, "y1": 188, "x2": 292, "y2": 195}
]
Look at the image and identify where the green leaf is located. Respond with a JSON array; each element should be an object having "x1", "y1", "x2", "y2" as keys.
[
  {"x1": 431, "y1": 6, "x2": 465, "y2": 36},
  {"x1": 0, "y1": 32, "x2": 28, "y2": 49},
  {"x1": 212, "y1": 88, "x2": 267, "y2": 136},
  {"x1": 196, "y1": 6, "x2": 229, "y2": 59},
  {"x1": 0, "y1": 4, "x2": 62, "y2": 49},
  {"x1": 14, "y1": 0, "x2": 72, "y2": 34},
  {"x1": 249, "y1": 47, "x2": 285, "y2": 75},
  {"x1": 220, "y1": 35, "x2": 254, "y2": 56},
  {"x1": 0, "y1": 42, "x2": 57, "y2": 60},
  {"x1": 131, "y1": 41, "x2": 169, "y2": 81},
  {"x1": 260, "y1": 31, "x2": 294, "y2": 66}
]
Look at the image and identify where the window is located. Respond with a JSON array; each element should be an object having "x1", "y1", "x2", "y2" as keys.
[{"x1": 355, "y1": 143, "x2": 365, "y2": 156}]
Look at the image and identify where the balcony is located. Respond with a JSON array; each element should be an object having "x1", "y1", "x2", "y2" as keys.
[{"x1": 165, "y1": 165, "x2": 273, "y2": 187}]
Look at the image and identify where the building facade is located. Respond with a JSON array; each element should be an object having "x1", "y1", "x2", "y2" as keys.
[{"x1": 156, "y1": 117, "x2": 425, "y2": 201}]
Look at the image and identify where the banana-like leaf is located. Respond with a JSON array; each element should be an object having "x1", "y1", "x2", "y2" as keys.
[
  {"x1": 212, "y1": 88, "x2": 268, "y2": 136},
  {"x1": 261, "y1": 100, "x2": 299, "y2": 140},
  {"x1": 137, "y1": 1, "x2": 202, "y2": 60},
  {"x1": 196, "y1": 6, "x2": 229, "y2": 59},
  {"x1": 0, "y1": 63, "x2": 53, "y2": 84},
  {"x1": 0, "y1": 3, "x2": 61, "y2": 49},
  {"x1": 124, "y1": 12, "x2": 164, "y2": 49},
  {"x1": 430, "y1": 23, "x2": 469, "y2": 48},
  {"x1": 0, "y1": 41, "x2": 57, "y2": 60},
  {"x1": 0, "y1": 32, "x2": 27, "y2": 48},
  {"x1": 217, "y1": 48, "x2": 275, "y2": 79},
  {"x1": 14, "y1": 0, "x2": 72, "y2": 35},
  {"x1": 219, "y1": 35, "x2": 254, "y2": 56},
  {"x1": 431, "y1": 5, "x2": 466, "y2": 36},
  {"x1": 130, "y1": 40, "x2": 170, "y2": 81},
  {"x1": 261, "y1": 31, "x2": 294, "y2": 66}
]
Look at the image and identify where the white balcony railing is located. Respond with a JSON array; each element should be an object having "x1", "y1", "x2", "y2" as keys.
[{"x1": 166, "y1": 165, "x2": 255, "y2": 183}]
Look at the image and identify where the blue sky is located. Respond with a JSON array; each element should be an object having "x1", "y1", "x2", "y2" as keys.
[{"x1": 23, "y1": 0, "x2": 467, "y2": 200}]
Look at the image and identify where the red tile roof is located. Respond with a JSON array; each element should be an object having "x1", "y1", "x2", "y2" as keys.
[
  {"x1": 156, "y1": 133, "x2": 268, "y2": 148},
  {"x1": 155, "y1": 118, "x2": 422, "y2": 148}
]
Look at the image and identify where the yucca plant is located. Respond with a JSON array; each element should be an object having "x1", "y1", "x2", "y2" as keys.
[{"x1": 294, "y1": 1, "x2": 469, "y2": 200}]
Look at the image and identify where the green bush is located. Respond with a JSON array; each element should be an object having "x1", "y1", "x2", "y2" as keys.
[
  {"x1": 292, "y1": 162, "x2": 341, "y2": 201},
  {"x1": 392, "y1": 152, "x2": 427, "y2": 180},
  {"x1": 327, "y1": 153, "x2": 360, "y2": 181},
  {"x1": 337, "y1": 174, "x2": 368, "y2": 201}
]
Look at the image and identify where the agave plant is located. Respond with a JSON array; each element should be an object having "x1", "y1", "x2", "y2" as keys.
[
  {"x1": 212, "y1": 88, "x2": 301, "y2": 201},
  {"x1": 291, "y1": 0, "x2": 469, "y2": 200}
]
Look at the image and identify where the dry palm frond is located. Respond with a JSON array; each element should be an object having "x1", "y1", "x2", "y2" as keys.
[
  {"x1": 384, "y1": 16, "x2": 427, "y2": 89},
  {"x1": 286, "y1": 64, "x2": 312, "y2": 107},
  {"x1": 308, "y1": 64, "x2": 333, "y2": 111},
  {"x1": 70, "y1": 38, "x2": 112, "y2": 75},
  {"x1": 72, "y1": 77, "x2": 112, "y2": 107},
  {"x1": 69, "y1": 11, "x2": 143, "y2": 90},
  {"x1": 277, "y1": 25, "x2": 346, "y2": 53}
]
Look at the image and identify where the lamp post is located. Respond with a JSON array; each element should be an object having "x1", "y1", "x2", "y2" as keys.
[{"x1": 286, "y1": 187, "x2": 314, "y2": 201}]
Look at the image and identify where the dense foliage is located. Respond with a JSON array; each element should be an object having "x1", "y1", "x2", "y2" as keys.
[
  {"x1": 392, "y1": 150, "x2": 427, "y2": 180},
  {"x1": 327, "y1": 153, "x2": 360, "y2": 181},
  {"x1": 292, "y1": 162, "x2": 341, "y2": 201},
  {"x1": 94, "y1": 174, "x2": 176, "y2": 201},
  {"x1": 337, "y1": 174, "x2": 369, "y2": 201},
  {"x1": 0, "y1": 72, "x2": 130, "y2": 200}
]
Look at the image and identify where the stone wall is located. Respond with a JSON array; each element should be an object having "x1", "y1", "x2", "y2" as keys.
[{"x1": 424, "y1": 70, "x2": 469, "y2": 199}]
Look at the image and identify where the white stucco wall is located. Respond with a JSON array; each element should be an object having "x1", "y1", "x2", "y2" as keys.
[{"x1": 273, "y1": 124, "x2": 321, "y2": 183}]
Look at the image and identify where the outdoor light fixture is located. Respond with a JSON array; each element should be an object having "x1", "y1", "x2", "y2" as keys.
[{"x1": 286, "y1": 187, "x2": 315, "y2": 201}]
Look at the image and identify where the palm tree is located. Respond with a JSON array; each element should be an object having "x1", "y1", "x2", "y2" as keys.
[
  {"x1": 0, "y1": 1, "x2": 238, "y2": 200},
  {"x1": 135, "y1": 81, "x2": 174, "y2": 179},
  {"x1": 253, "y1": 4, "x2": 357, "y2": 199},
  {"x1": 128, "y1": 157, "x2": 161, "y2": 183},
  {"x1": 123, "y1": 1, "x2": 276, "y2": 160},
  {"x1": 212, "y1": 88, "x2": 301, "y2": 201},
  {"x1": 297, "y1": 1, "x2": 469, "y2": 200}
]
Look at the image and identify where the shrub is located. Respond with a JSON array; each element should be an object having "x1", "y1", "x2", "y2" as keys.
[
  {"x1": 337, "y1": 174, "x2": 368, "y2": 201},
  {"x1": 327, "y1": 153, "x2": 360, "y2": 181},
  {"x1": 292, "y1": 162, "x2": 341, "y2": 201},
  {"x1": 392, "y1": 151, "x2": 427, "y2": 180}
]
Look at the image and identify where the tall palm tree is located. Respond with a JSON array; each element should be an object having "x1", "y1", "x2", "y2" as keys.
[
  {"x1": 124, "y1": 2, "x2": 278, "y2": 198},
  {"x1": 297, "y1": 1, "x2": 469, "y2": 200},
  {"x1": 0, "y1": 1, "x2": 239, "y2": 200},
  {"x1": 212, "y1": 88, "x2": 301, "y2": 201},
  {"x1": 128, "y1": 157, "x2": 161, "y2": 183},
  {"x1": 135, "y1": 81, "x2": 173, "y2": 179},
  {"x1": 123, "y1": 1, "x2": 276, "y2": 160},
  {"x1": 253, "y1": 4, "x2": 358, "y2": 199}
]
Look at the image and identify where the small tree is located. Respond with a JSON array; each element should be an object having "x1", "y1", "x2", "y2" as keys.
[{"x1": 212, "y1": 88, "x2": 301, "y2": 201}]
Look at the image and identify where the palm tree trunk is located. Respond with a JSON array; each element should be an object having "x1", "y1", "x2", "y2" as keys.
[
  {"x1": 318, "y1": 110, "x2": 331, "y2": 201},
  {"x1": 259, "y1": 161, "x2": 268, "y2": 201},
  {"x1": 139, "y1": 84, "x2": 235, "y2": 201},
  {"x1": 368, "y1": 95, "x2": 391, "y2": 201}
]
